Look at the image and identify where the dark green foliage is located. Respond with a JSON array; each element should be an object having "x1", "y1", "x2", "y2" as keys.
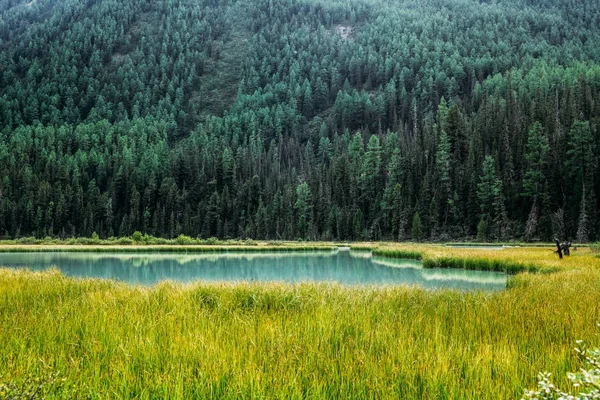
[
  {"x1": 411, "y1": 212, "x2": 423, "y2": 241},
  {"x1": 1, "y1": 0, "x2": 600, "y2": 241},
  {"x1": 523, "y1": 122, "x2": 550, "y2": 199}
]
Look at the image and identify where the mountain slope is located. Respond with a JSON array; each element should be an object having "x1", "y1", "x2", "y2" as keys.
[{"x1": 1, "y1": 0, "x2": 599, "y2": 241}]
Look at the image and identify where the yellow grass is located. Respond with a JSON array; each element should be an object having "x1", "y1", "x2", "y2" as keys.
[
  {"x1": 1, "y1": 245, "x2": 600, "y2": 398},
  {"x1": 372, "y1": 243, "x2": 594, "y2": 273}
]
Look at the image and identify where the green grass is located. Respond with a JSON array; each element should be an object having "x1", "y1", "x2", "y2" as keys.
[
  {"x1": 0, "y1": 245, "x2": 335, "y2": 253},
  {"x1": 0, "y1": 235, "x2": 256, "y2": 247},
  {"x1": 1, "y1": 246, "x2": 600, "y2": 398},
  {"x1": 371, "y1": 248, "x2": 423, "y2": 260},
  {"x1": 371, "y1": 247, "x2": 540, "y2": 274},
  {"x1": 422, "y1": 256, "x2": 539, "y2": 274}
]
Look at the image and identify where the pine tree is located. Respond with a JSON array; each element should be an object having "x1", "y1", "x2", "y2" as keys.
[
  {"x1": 568, "y1": 121, "x2": 596, "y2": 241},
  {"x1": 477, "y1": 156, "x2": 503, "y2": 241},
  {"x1": 435, "y1": 130, "x2": 452, "y2": 230},
  {"x1": 523, "y1": 122, "x2": 549, "y2": 241},
  {"x1": 295, "y1": 182, "x2": 312, "y2": 239},
  {"x1": 523, "y1": 122, "x2": 549, "y2": 199},
  {"x1": 411, "y1": 211, "x2": 423, "y2": 241},
  {"x1": 577, "y1": 185, "x2": 592, "y2": 243}
]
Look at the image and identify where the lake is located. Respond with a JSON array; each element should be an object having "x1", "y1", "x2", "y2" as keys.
[{"x1": 0, "y1": 250, "x2": 507, "y2": 290}]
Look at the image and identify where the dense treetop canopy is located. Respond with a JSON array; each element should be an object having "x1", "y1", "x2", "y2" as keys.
[{"x1": 0, "y1": 0, "x2": 599, "y2": 241}]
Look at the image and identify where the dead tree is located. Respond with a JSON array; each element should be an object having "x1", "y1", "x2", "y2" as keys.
[
  {"x1": 554, "y1": 239, "x2": 563, "y2": 259},
  {"x1": 554, "y1": 240, "x2": 572, "y2": 259},
  {"x1": 562, "y1": 242, "x2": 571, "y2": 256}
]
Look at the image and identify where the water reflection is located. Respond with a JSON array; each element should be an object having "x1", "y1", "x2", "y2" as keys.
[{"x1": 0, "y1": 250, "x2": 506, "y2": 290}]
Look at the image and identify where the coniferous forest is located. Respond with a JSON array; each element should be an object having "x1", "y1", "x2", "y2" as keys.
[{"x1": 1, "y1": 0, "x2": 600, "y2": 242}]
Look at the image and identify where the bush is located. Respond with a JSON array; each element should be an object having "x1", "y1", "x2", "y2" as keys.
[
  {"x1": 141, "y1": 234, "x2": 153, "y2": 244},
  {"x1": 176, "y1": 234, "x2": 194, "y2": 245},
  {"x1": 153, "y1": 237, "x2": 170, "y2": 245},
  {"x1": 43, "y1": 236, "x2": 55, "y2": 244},
  {"x1": 16, "y1": 237, "x2": 38, "y2": 245},
  {"x1": 132, "y1": 231, "x2": 143, "y2": 242},
  {"x1": 204, "y1": 237, "x2": 219, "y2": 245},
  {"x1": 0, "y1": 365, "x2": 79, "y2": 398}
]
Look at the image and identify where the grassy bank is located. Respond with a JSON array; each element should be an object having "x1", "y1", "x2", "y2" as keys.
[
  {"x1": 0, "y1": 235, "x2": 338, "y2": 254},
  {"x1": 0, "y1": 244, "x2": 336, "y2": 254},
  {"x1": 370, "y1": 245, "x2": 575, "y2": 273},
  {"x1": 0, "y1": 234, "x2": 341, "y2": 248},
  {"x1": 444, "y1": 242, "x2": 589, "y2": 248},
  {"x1": 0, "y1": 234, "x2": 247, "y2": 246},
  {"x1": 2, "y1": 246, "x2": 600, "y2": 398}
]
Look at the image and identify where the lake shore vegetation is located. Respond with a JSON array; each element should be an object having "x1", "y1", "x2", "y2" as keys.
[{"x1": 1, "y1": 245, "x2": 600, "y2": 398}]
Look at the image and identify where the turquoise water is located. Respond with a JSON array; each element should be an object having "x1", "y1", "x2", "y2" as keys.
[{"x1": 0, "y1": 250, "x2": 507, "y2": 290}]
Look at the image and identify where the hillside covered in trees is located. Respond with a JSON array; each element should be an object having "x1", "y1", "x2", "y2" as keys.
[{"x1": 1, "y1": 0, "x2": 599, "y2": 242}]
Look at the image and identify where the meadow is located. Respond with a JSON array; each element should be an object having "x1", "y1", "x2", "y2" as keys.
[{"x1": 1, "y1": 244, "x2": 600, "y2": 399}]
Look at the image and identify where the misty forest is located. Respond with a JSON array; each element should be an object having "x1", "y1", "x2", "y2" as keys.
[{"x1": 1, "y1": 0, "x2": 600, "y2": 242}]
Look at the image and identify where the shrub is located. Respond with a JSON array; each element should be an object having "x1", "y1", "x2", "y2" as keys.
[
  {"x1": 153, "y1": 237, "x2": 169, "y2": 245},
  {"x1": 523, "y1": 326, "x2": 600, "y2": 399},
  {"x1": 141, "y1": 234, "x2": 153, "y2": 244},
  {"x1": 16, "y1": 237, "x2": 38, "y2": 245},
  {"x1": 132, "y1": 231, "x2": 143, "y2": 243},
  {"x1": 0, "y1": 365, "x2": 78, "y2": 398},
  {"x1": 204, "y1": 237, "x2": 219, "y2": 245},
  {"x1": 176, "y1": 234, "x2": 194, "y2": 245}
]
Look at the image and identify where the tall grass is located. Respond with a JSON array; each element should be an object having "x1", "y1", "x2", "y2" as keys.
[
  {"x1": 2, "y1": 247, "x2": 600, "y2": 398},
  {"x1": 1, "y1": 261, "x2": 600, "y2": 399},
  {"x1": 372, "y1": 248, "x2": 423, "y2": 260},
  {"x1": 372, "y1": 245, "x2": 575, "y2": 274},
  {"x1": 373, "y1": 249, "x2": 537, "y2": 274}
]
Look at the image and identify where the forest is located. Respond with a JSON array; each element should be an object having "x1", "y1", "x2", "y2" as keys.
[{"x1": 1, "y1": 0, "x2": 599, "y2": 242}]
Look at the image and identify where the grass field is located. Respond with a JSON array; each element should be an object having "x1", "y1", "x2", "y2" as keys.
[{"x1": 1, "y1": 244, "x2": 600, "y2": 398}]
